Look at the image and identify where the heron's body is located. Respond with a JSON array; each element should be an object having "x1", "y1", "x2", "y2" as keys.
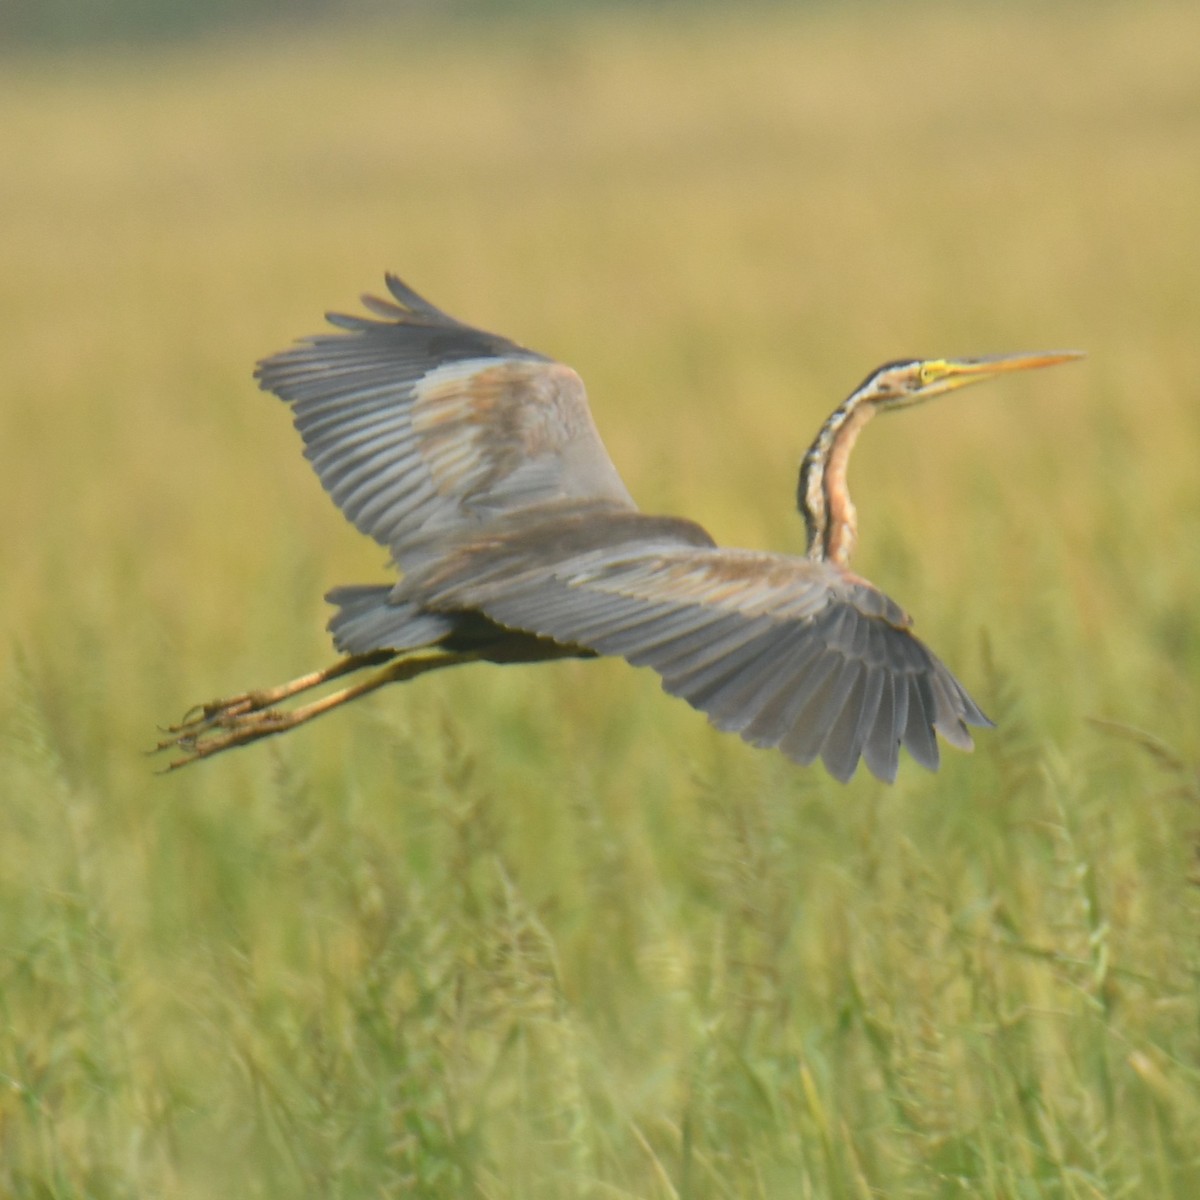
[{"x1": 159, "y1": 276, "x2": 1079, "y2": 782}]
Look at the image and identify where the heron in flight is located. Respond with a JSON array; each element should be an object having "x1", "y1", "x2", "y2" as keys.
[{"x1": 158, "y1": 276, "x2": 1080, "y2": 781}]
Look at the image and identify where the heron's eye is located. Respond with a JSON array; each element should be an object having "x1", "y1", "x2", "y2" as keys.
[{"x1": 918, "y1": 361, "x2": 948, "y2": 387}]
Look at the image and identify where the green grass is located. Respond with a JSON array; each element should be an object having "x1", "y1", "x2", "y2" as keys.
[{"x1": 3, "y1": 2, "x2": 1200, "y2": 1195}]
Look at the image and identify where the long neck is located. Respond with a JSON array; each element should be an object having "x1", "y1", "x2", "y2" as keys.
[{"x1": 797, "y1": 398, "x2": 878, "y2": 566}]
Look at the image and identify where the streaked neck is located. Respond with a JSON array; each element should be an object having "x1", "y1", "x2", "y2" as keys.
[{"x1": 797, "y1": 399, "x2": 876, "y2": 566}]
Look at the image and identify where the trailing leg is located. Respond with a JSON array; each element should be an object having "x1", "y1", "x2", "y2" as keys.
[
  {"x1": 163, "y1": 650, "x2": 396, "y2": 735},
  {"x1": 155, "y1": 649, "x2": 478, "y2": 769}
]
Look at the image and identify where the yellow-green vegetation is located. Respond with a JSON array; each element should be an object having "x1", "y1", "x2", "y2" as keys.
[{"x1": 3, "y1": 3, "x2": 1200, "y2": 1195}]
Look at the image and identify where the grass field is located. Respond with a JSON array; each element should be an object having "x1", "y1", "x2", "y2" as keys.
[{"x1": 3, "y1": 2, "x2": 1200, "y2": 1195}]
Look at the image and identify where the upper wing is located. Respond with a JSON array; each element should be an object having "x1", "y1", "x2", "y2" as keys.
[
  {"x1": 414, "y1": 519, "x2": 991, "y2": 784},
  {"x1": 255, "y1": 275, "x2": 636, "y2": 569}
]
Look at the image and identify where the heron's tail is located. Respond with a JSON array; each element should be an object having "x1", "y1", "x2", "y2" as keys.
[{"x1": 326, "y1": 586, "x2": 458, "y2": 656}]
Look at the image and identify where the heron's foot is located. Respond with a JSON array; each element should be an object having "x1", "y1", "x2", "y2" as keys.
[
  {"x1": 154, "y1": 698, "x2": 300, "y2": 769},
  {"x1": 153, "y1": 650, "x2": 473, "y2": 772},
  {"x1": 153, "y1": 653, "x2": 398, "y2": 769},
  {"x1": 164, "y1": 687, "x2": 290, "y2": 736}
]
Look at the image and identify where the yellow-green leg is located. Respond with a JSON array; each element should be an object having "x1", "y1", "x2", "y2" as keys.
[{"x1": 155, "y1": 649, "x2": 478, "y2": 769}]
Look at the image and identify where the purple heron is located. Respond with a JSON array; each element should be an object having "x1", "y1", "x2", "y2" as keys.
[{"x1": 157, "y1": 276, "x2": 1080, "y2": 782}]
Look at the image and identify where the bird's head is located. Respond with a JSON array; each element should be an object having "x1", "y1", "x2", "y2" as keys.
[{"x1": 856, "y1": 350, "x2": 1085, "y2": 414}]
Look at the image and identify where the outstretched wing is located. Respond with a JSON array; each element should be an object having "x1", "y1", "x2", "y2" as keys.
[
  {"x1": 255, "y1": 275, "x2": 636, "y2": 569},
  {"x1": 414, "y1": 517, "x2": 991, "y2": 783}
]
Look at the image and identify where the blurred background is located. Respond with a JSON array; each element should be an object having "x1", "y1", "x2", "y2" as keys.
[{"x1": 3, "y1": 1, "x2": 1200, "y2": 1196}]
